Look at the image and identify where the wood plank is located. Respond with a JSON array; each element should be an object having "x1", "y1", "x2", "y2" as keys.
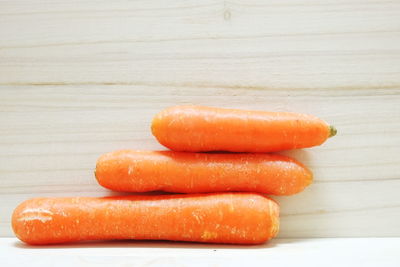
[
  {"x1": 0, "y1": 86, "x2": 399, "y2": 237},
  {"x1": 1, "y1": 1, "x2": 400, "y2": 88}
]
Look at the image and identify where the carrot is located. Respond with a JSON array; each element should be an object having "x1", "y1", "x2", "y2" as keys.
[
  {"x1": 12, "y1": 193, "x2": 279, "y2": 245},
  {"x1": 95, "y1": 150, "x2": 312, "y2": 195},
  {"x1": 151, "y1": 105, "x2": 336, "y2": 152}
]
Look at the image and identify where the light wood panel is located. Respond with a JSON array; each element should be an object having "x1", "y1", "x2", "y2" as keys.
[{"x1": 1, "y1": 0, "x2": 400, "y2": 237}]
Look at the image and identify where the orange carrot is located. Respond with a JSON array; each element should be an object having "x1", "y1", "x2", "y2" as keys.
[
  {"x1": 96, "y1": 150, "x2": 312, "y2": 195},
  {"x1": 151, "y1": 105, "x2": 336, "y2": 152},
  {"x1": 12, "y1": 193, "x2": 279, "y2": 245}
]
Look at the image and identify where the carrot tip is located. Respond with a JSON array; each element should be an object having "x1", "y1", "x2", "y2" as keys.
[{"x1": 329, "y1": 125, "x2": 337, "y2": 137}]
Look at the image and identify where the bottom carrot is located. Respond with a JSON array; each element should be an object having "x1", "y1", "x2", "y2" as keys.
[{"x1": 12, "y1": 193, "x2": 279, "y2": 245}]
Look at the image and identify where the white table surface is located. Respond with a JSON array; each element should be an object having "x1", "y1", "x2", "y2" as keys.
[{"x1": 2, "y1": 238, "x2": 399, "y2": 267}]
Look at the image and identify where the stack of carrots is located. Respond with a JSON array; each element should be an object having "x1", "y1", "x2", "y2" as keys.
[{"x1": 12, "y1": 105, "x2": 336, "y2": 245}]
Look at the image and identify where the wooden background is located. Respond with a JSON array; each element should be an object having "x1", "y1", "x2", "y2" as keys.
[{"x1": 1, "y1": 0, "x2": 400, "y2": 238}]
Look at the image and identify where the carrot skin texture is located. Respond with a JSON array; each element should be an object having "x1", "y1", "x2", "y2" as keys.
[
  {"x1": 151, "y1": 105, "x2": 333, "y2": 152},
  {"x1": 96, "y1": 150, "x2": 313, "y2": 195},
  {"x1": 12, "y1": 193, "x2": 279, "y2": 245}
]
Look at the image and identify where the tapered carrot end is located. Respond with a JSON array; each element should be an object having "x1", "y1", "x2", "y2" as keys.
[{"x1": 329, "y1": 125, "x2": 337, "y2": 137}]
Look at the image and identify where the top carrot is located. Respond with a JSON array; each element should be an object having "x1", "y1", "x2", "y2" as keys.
[{"x1": 152, "y1": 105, "x2": 336, "y2": 153}]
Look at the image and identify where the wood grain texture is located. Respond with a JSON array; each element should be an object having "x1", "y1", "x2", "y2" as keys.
[{"x1": 1, "y1": 0, "x2": 400, "y2": 238}]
